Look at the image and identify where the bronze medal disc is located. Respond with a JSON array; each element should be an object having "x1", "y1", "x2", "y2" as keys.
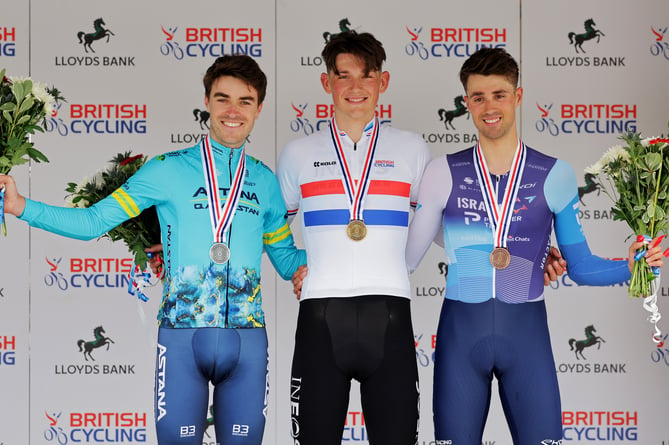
[
  {"x1": 346, "y1": 220, "x2": 367, "y2": 241},
  {"x1": 210, "y1": 243, "x2": 231, "y2": 264},
  {"x1": 490, "y1": 247, "x2": 511, "y2": 270}
]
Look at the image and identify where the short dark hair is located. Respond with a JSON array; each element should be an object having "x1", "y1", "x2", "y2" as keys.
[
  {"x1": 459, "y1": 47, "x2": 519, "y2": 92},
  {"x1": 203, "y1": 54, "x2": 267, "y2": 104},
  {"x1": 321, "y1": 31, "x2": 386, "y2": 74}
]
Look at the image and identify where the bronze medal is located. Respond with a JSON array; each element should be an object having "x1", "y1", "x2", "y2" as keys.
[
  {"x1": 346, "y1": 219, "x2": 367, "y2": 241},
  {"x1": 490, "y1": 247, "x2": 510, "y2": 270},
  {"x1": 210, "y1": 243, "x2": 231, "y2": 264}
]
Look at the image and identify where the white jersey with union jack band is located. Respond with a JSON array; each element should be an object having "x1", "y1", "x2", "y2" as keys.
[{"x1": 277, "y1": 119, "x2": 431, "y2": 300}]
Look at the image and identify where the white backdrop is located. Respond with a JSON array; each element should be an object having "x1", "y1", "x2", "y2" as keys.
[{"x1": 1, "y1": 0, "x2": 668, "y2": 444}]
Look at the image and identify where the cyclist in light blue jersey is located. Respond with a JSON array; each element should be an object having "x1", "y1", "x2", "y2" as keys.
[{"x1": 0, "y1": 55, "x2": 306, "y2": 445}]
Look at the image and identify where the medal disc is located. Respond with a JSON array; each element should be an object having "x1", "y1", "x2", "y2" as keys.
[
  {"x1": 490, "y1": 247, "x2": 511, "y2": 270},
  {"x1": 346, "y1": 219, "x2": 367, "y2": 241},
  {"x1": 210, "y1": 243, "x2": 231, "y2": 264}
]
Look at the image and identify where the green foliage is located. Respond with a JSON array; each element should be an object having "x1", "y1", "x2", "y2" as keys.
[
  {"x1": 0, "y1": 68, "x2": 65, "y2": 175},
  {"x1": 65, "y1": 152, "x2": 162, "y2": 270}
]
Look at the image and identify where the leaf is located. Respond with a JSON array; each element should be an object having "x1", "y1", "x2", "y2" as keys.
[{"x1": 17, "y1": 96, "x2": 34, "y2": 114}]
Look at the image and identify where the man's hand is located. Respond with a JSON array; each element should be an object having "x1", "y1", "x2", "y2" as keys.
[
  {"x1": 544, "y1": 246, "x2": 567, "y2": 286},
  {"x1": 628, "y1": 235, "x2": 666, "y2": 273},
  {"x1": 292, "y1": 265, "x2": 307, "y2": 300},
  {"x1": 0, "y1": 175, "x2": 27, "y2": 216},
  {"x1": 145, "y1": 244, "x2": 164, "y2": 276}
]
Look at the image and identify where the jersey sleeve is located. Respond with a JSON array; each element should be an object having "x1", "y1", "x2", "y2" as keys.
[
  {"x1": 260, "y1": 164, "x2": 307, "y2": 280},
  {"x1": 276, "y1": 141, "x2": 302, "y2": 225},
  {"x1": 409, "y1": 138, "x2": 432, "y2": 210},
  {"x1": 547, "y1": 159, "x2": 630, "y2": 285},
  {"x1": 19, "y1": 157, "x2": 165, "y2": 241},
  {"x1": 406, "y1": 156, "x2": 450, "y2": 273}
]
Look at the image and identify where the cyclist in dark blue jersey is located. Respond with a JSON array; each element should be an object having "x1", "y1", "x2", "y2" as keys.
[
  {"x1": 405, "y1": 47, "x2": 665, "y2": 445},
  {"x1": 0, "y1": 55, "x2": 306, "y2": 445}
]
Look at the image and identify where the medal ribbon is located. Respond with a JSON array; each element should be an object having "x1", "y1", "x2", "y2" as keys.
[
  {"x1": 200, "y1": 135, "x2": 246, "y2": 244},
  {"x1": 328, "y1": 117, "x2": 380, "y2": 221},
  {"x1": 472, "y1": 141, "x2": 526, "y2": 249}
]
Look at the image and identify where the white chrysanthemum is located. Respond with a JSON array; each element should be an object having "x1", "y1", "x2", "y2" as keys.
[
  {"x1": 584, "y1": 162, "x2": 603, "y2": 175},
  {"x1": 31, "y1": 81, "x2": 50, "y2": 103},
  {"x1": 599, "y1": 145, "x2": 630, "y2": 166}
]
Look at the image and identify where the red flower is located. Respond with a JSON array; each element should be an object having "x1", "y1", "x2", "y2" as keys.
[
  {"x1": 649, "y1": 138, "x2": 669, "y2": 145},
  {"x1": 120, "y1": 154, "x2": 144, "y2": 166}
]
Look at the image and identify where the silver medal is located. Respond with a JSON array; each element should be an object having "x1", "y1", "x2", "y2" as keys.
[{"x1": 209, "y1": 243, "x2": 230, "y2": 264}]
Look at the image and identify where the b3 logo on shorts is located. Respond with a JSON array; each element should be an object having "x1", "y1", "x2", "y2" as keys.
[
  {"x1": 232, "y1": 424, "x2": 250, "y2": 436},
  {"x1": 180, "y1": 425, "x2": 196, "y2": 437}
]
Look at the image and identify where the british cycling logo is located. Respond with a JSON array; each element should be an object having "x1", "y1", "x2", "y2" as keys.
[
  {"x1": 159, "y1": 24, "x2": 263, "y2": 61},
  {"x1": 545, "y1": 17, "x2": 625, "y2": 68},
  {"x1": 288, "y1": 101, "x2": 392, "y2": 136},
  {"x1": 405, "y1": 24, "x2": 507, "y2": 61},
  {"x1": 556, "y1": 325, "x2": 627, "y2": 374},
  {"x1": 414, "y1": 333, "x2": 436, "y2": 368},
  {"x1": 650, "y1": 26, "x2": 669, "y2": 60},
  {"x1": 534, "y1": 101, "x2": 637, "y2": 137},
  {"x1": 55, "y1": 17, "x2": 135, "y2": 67},
  {"x1": 43, "y1": 100, "x2": 148, "y2": 136},
  {"x1": 0, "y1": 334, "x2": 16, "y2": 366},
  {"x1": 43, "y1": 256, "x2": 136, "y2": 291},
  {"x1": 0, "y1": 26, "x2": 17, "y2": 57},
  {"x1": 651, "y1": 332, "x2": 669, "y2": 368},
  {"x1": 43, "y1": 410, "x2": 148, "y2": 444},
  {"x1": 77, "y1": 326, "x2": 115, "y2": 361}
]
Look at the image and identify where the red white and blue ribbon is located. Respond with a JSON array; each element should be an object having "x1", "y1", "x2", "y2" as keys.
[
  {"x1": 472, "y1": 140, "x2": 527, "y2": 252},
  {"x1": 200, "y1": 134, "x2": 246, "y2": 246},
  {"x1": 328, "y1": 117, "x2": 380, "y2": 222}
]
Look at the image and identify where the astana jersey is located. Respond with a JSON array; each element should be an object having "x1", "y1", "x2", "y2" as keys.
[
  {"x1": 19, "y1": 140, "x2": 306, "y2": 328},
  {"x1": 406, "y1": 144, "x2": 631, "y2": 302},
  {"x1": 277, "y1": 119, "x2": 431, "y2": 300}
]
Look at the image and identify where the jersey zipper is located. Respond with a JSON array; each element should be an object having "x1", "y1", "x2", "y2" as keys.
[{"x1": 224, "y1": 148, "x2": 234, "y2": 328}]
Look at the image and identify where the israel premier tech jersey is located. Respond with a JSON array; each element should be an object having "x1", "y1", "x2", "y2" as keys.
[
  {"x1": 406, "y1": 144, "x2": 630, "y2": 300},
  {"x1": 406, "y1": 143, "x2": 631, "y2": 444},
  {"x1": 19, "y1": 140, "x2": 306, "y2": 328},
  {"x1": 277, "y1": 119, "x2": 431, "y2": 300}
]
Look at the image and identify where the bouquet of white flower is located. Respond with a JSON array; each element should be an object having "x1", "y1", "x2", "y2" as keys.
[
  {"x1": 0, "y1": 69, "x2": 64, "y2": 235},
  {"x1": 585, "y1": 128, "x2": 669, "y2": 343}
]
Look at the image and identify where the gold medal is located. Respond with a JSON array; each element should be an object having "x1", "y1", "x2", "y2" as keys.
[
  {"x1": 346, "y1": 219, "x2": 367, "y2": 241},
  {"x1": 490, "y1": 247, "x2": 511, "y2": 270}
]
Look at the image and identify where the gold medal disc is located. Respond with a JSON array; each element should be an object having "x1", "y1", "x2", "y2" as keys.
[{"x1": 346, "y1": 220, "x2": 367, "y2": 241}]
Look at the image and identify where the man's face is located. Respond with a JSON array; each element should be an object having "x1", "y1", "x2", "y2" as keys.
[
  {"x1": 464, "y1": 74, "x2": 522, "y2": 143},
  {"x1": 205, "y1": 75, "x2": 263, "y2": 149},
  {"x1": 320, "y1": 53, "x2": 389, "y2": 126}
]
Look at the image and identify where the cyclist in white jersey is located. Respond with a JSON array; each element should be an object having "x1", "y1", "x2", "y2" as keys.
[{"x1": 277, "y1": 31, "x2": 429, "y2": 445}]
